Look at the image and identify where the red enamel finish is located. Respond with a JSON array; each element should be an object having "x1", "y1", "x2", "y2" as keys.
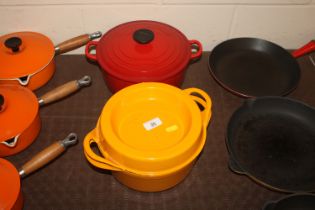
[
  {"x1": 85, "y1": 20, "x2": 202, "y2": 92},
  {"x1": 292, "y1": 40, "x2": 315, "y2": 58},
  {"x1": 102, "y1": 71, "x2": 185, "y2": 93}
]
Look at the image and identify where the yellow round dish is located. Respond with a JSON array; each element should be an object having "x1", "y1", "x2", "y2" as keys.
[{"x1": 84, "y1": 82, "x2": 212, "y2": 192}]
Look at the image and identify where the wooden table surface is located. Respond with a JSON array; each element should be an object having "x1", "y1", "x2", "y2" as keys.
[{"x1": 6, "y1": 52, "x2": 315, "y2": 210}]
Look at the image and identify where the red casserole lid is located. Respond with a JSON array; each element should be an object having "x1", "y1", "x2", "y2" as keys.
[{"x1": 86, "y1": 20, "x2": 202, "y2": 82}]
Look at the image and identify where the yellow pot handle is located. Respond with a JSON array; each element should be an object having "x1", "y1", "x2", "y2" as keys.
[
  {"x1": 83, "y1": 130, "x2": 123, "y2": 172},
  {"x1": 183, "y1": 88, "x2": 212, "y2": 128}
]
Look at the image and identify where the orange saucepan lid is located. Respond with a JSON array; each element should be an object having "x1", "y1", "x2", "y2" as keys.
[
  {"x1": 0, "y1": 158, "x2": 20, "y2": 210},
  {"x1": 0, "y1": 32, "x2": 54, "y2": 82},
  {"x1": 0, "y1": 84, "x2": 38, "y2": 145}
]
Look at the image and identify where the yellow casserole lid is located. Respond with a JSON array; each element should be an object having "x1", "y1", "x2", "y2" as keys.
[{"x1": 95, "y1": 82, "x2": 211, "y2": 174}]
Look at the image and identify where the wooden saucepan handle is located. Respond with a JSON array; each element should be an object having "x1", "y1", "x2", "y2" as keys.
[
  {"x1": 19, "y1": 133, "x2": 78, "y2": 178},
  {"x1": 38, "y1": 75, "x2": 91, "y2": 106},
  {"x1": 54, "y1": 31, "x2": 102, "y2": 55}
]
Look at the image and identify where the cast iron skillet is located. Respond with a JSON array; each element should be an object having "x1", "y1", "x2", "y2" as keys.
[
  {"x1": 208, "y1": 38, "x2": 301, "y2": 97},
  {"x1": 227, "y1": 96, "x2": 315, "y2": 192},
  {"x1": 263, "y1": 194, "x2": 315, "y2": 210}
]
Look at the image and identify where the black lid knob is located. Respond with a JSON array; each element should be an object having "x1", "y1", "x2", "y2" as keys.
[
  {"x1": 133, "y1": 29, "x2": 154, "y2": 44},
  {"x1": 0, "y1": 94, "x2": 4, "y2": 112},
  {"x1": 5, "y1": 37, "x2": 22, "y2": 52}
]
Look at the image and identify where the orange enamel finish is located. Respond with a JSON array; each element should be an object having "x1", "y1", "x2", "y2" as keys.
[
  {"x1": 0, "y1": 159, "x2": 21, "y2": 210},
  {"x1": 112, "y1": 160, "x2": 196, "y2": 192},
  {"x1": 11, "y1": 191, "x2": 24, "y2": 210},
  {"x1": 0, "y1": 84, "x2": 41, "y2": 157},
  {"x1": 0, "y1": 32, "x2": 55, "y2": 90},
  {"x1": 0, "y1": 61, "x2": 56, "y2": 91},
  {"x1": 0, "y1": 114, "x2": 41, "y2": 157}
]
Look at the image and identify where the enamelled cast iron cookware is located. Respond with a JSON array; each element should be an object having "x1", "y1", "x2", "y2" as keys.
[
  {"x1": 0, "y1": 133, "x2": 77, "y2": 210},
  {"x1": 85, "y1": 20, "x2": 202, "y2": 93},
  {"x1": 263, "y1": 193, "x2": 315, "y2": 210},
  {"x1": 208, "y1": 37, "x2": 315, "y2": 97},
  {"x1": 0, "y1": 75, "x2": 91, "y2": 157},
  {"x1": 226, "y1": 96, "x2": 315, "y2": 192},
  {"x1": 83, "y1": 82, "x2": 212, "y2": 192},
  {"x1": 0, "y1": 31, "x2": 101, "y2": 90}
]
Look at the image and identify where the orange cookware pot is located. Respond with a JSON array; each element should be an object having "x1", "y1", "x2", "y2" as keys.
[
  {"x1": 0, "y1": 31, "x2": 101, "y2": 90},
  {"x1": 0, "y1": 75, "x2": 91, "y2": 157},
  {"x1": 83, "y1": 82, "x2": 212, "y2": 192},
  {"x1": 0, "y1": 133, "x2": 77, "y2": 210}
]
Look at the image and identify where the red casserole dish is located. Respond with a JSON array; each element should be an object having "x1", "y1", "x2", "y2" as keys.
[{"x1": 85, "y1": 20, "x2": 202, "y2": 93}]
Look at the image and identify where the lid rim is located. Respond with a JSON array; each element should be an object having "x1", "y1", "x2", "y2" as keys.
[{"x1": 98, "y1": 82, "x2": 204, "y2": 172}]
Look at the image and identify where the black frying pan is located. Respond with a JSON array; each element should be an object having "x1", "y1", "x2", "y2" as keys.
[
  {"x1": 208, "y1": 38, "x2": 301, "y2": 97},
  {"x1": 227, "y1": 97, "x2": 315, "y2": 192},
  {"x1": 263, "y1": 194, "x2": 315, "y2": 210}
]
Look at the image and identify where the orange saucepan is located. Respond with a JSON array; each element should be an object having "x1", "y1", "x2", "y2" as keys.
[
  {"x1": 0, "y1": 31, "x2": 101, "y2": 90},
  {"x1": 0, "y1": 133, "x2": 77, "y2": 210},
  {"x1": 0, "y1": 75, "x2": 91, "y2": 157}
]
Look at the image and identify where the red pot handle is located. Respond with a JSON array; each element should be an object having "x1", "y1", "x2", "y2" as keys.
[
  {"x1": 189, "y1": 40, "x2": 203, "y2": 60},
  {"x1": 85, "y1": 41, "x2": 98, "y2": 61},
  {"x1": 292, "y1": 40, "x2": 315, "y2": 58}
]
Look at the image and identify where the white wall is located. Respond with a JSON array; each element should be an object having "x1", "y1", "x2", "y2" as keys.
[{"x1": 1, "y1": 0, "x2": 315, "y2": 54}]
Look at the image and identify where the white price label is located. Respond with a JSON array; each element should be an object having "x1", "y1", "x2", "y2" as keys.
[{"x1": 143, "y1": 117, "x2": 162, "y2": 131}]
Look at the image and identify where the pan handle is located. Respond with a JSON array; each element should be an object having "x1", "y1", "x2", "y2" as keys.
[
  {"x1": 83, "y1": 130, "x2": 123, "y2": 172},
  {"x1": 38, "y1": 75, "x2": 91, "y2": 106},
  {"x1": 85, "y1": 41, "x2": 98, "y2": 61},
  {"x1": 55, "y1": 31, "x2": 102, "y2": 55},
  {"x1": 292, "y1": 40, "x2": 315, "y2": 58},
  {"x1": 183, "y1": 88, "x2": 212, "y2": 128},
  {"x1": 189, "y1": 40, "x2": 203, "y2": 60},
  {"x1": 18, "y1": 133, "x2": 78, "y2": 178}
]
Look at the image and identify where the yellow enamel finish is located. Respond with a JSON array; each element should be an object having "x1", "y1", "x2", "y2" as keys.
[{"x1": 83, "y1": 82, "x2": 212, "y2": 191}]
